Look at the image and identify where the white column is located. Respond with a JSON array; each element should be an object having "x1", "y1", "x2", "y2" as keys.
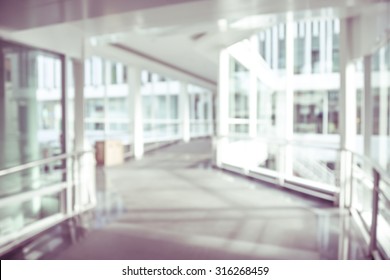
[
  {"x1": 218, "y1": 49, "x2": 230, "y2": 137},
  {"x1": 339, "y1": 17, "x2": 356, "y2": 208},
  {"x1": 62, "y1": 56, "x2": 73, "y2": 215},
  {"x1": 128, "y1": 66, "x2": 144, "y2": 159},
  {"x1": 216, "y1": 49, "x2": 230, "y2": 167},
  {"x1": 104, "y1": 60, "x2": 110, "y2": 139},
  {"x1": 284, "y1": 17, "x2": 295, "y2": 177},
  {"x1": 340, "y1": 18, "x2": 357, "y2": 151},
  {"x1": 73, "y1": 59, "x2": 85, "y2": 152},
  {"x1": 249, "y1": 65, "x2": 257, "y2": 138},
  {"x1": 180, "y1": 81, "x2": 190, "y2": 142},
  {"x1": 378, "y1": 48, "x2": 389, "y2": 168},
  {"x1": 285, "y1": 18, "x2": 294, "y2": 139}
]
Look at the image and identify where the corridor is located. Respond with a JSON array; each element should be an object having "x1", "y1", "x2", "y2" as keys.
[{"x1": 29, "y1": 139, "x2": 366, "y2": 260}]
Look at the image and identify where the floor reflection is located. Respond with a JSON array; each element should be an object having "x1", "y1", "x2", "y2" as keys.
[
  {"x1": 0, "y1": 141, "x2": 373, "y2": 260},
  {"x1": 1, "y1": 191, "x2": 371, "y2": 260}
]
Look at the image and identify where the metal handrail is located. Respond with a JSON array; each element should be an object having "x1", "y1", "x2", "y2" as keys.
[
  {"x1": 0, "y1": 150, "x2": 94, "y2": 178},
  {"x1": 217, "y1": 135, "x2": 390, "y2": 258},
  {"x1": 217, "y1": 135, "x2": 340, "y2": 151},
  {"x1": 345, "y1": 149, "x2": 390, "y2": 186}
]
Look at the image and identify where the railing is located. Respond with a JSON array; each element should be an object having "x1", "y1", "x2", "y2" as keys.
[
  {"x1": 215, "y1": 135, "x2": 339, "y2": 200},
  {"x1": 294, "y1": 151, "x2": 336, "y2": 186},
  {"x1": 0, "y1": 150, "x2": 96, "y2": 256},
  {"x1": 214, "y1": 135, "x2": 390, "y2": 259},
  {"x1": 346, "y1": 151, "x2": 390, "y2": 259}
]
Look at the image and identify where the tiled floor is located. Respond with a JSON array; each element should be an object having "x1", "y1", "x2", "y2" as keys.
[{"x1": 3, "y1": 139, "x2": 369, "y2": 259}]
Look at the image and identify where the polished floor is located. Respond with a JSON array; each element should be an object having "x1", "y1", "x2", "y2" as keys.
[{"x1": 3, "y1": 139, "x2": 369, "y2": 259}]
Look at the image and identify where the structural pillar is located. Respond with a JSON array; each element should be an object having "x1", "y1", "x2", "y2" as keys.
[
  {"x1": 215, "y1": 49, "x2": 230, "y2": 167},
  {"x1": 73, "y1": 59, "x2": 85, "y2": 152},
  {"x1": 128, "y1": 65, "x2": 144, "y2": 159},
  {"x1": 339, "y1": 17, "x2": 356, "y2": 208},
  {"x1": 104, "y1": 60, "x2": 110, "y2": 139},
  {"x1": 378, "y1": 48, "x2": 389, "y2": 169},
  {"x1": 180, "y1": 81, "x2": 190, "y2": 142},
  {"x1": 249, "y1": 60, "x2": 257, "y2": 138},
  {"x1": 281, "y1": 15, "x2": 295, "y2": 180}
]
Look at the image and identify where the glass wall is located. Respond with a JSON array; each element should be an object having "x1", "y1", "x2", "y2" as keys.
[
  {"x1": 0, "y1": 40, "x2": 65, "y2": 241},
  {"x1": 220, "y1": 18, "x2": 345, "y2": 197},
  {"x1": 84, "y1": 58, "x2": 129, "y2": 145},
  {"x1": 258, "y1": 23, "x2": 286, "y2": 73},
  {"x1": 371, "y1": 42, "x2": 390, "y2": 172},
  {"x1": 189, "y1": 84, "x2": 212, "y2": 137},
  {"x1": 293, "y1": 90, "x2": 339, "y2": 134},
  {"x1": 258, "y1": 19, "x2": 340, "y2": 75},
  {"x1": 142, "y1": 71, "x2": 181, "y2": 142},
  {"x1": 353, "y1": 59, "x2": 364, "y2": 154},
  {"x1": 257, "y1": 79, "x2": 274, "y2": 137},
  {"x1": 229, "y1": 57, "x2": 250, "y2": 135}
]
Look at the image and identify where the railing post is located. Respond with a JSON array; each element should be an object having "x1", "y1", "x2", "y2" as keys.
[
  {"x1": 339, "y1": 149, "x2": 353, "y2": 208},
  {"x1": 369, "y1": 169, "x2": 380, "y2": 257}
]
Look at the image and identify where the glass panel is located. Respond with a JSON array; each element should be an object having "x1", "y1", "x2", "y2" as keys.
[
  {"x1": 0, "y1": 193, "x2": 62, "y2": 239},
  {"x1": 332, "y1": 20, "x2": 340, "y2": 73},
  {"x1": 371, "y1": 43, "x2": 390, "y2": 172},
  {"x1": 107, "y1": 97, "x2": 127, "y2": 118},
  {"x1": 294, "y1": 91, "x2": 325, "y2": 134},
  {"x1": 294, "y1": 22, "x2": 305, "y2": 74},
  {"x1": 327, "y1": 90, "x2": 339, "y2": 134},
  {"x1": 0, "y1": 43, "x2": 65, "y2": 196},
  {"x1": 229, "y1": 58, "x2": 249, "y2": 119},
  {"x1": 257, "y1": 79, "x2": 273, "y2": 137},
  {"x1": 257, "y1": 142, "x2": 278, "y2": 171},
  {"x1": 292, "y1": 146, "x2": 338, "y2": 186},
  {"x1": 229, "y1": 124, "x2": 249, "y2": 134},
  {"x1": 169, "y1": 95, "x2": 178, "y2": 119}
]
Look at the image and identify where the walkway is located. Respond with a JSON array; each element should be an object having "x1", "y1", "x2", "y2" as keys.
[{"x1": 43, "y1": 139, "x2": 366, "y2": 259}]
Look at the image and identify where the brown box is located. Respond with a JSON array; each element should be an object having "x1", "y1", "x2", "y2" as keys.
[{"x1": 95, "y1": 140, "x2": 124, "y2": 166}]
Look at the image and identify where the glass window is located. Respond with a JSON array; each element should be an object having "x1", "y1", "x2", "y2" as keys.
[
  {"x1": 156, "y1": 95, "x2": 167, "y2": 119},
  {"x1": 356, "y1": 89, "x2": 363, "y2": 135},
  {"x1": 294, "y1": 22, "x2": 305, "y2": 74},
  {"x1": 122, "y1": 65, "x2": 127, "y2": 83},
  {"x1": 258, "y1": 32, "x2": 266, "y2": 59},
  {"x1": 84, "y1": 58, "x2": 91, "y2": 85},
  {"x1": 257, "y1": 79, "x2": 273, "y2": 136},
  {"x1": 332, "y1": 20, "x2": 340, "y2": 73},
  {"x1": 311, "y1": 22, "x2": 320, "y2": 73},
  {"x1": 86, "y1": 99, "x2": 104, "y2": 118},
  {"x1": 111, "y1": 62, "x2": 117, "y2": 84},
  {"x1": 91, "y1": 57, "x2": 103, "y2": 85},
  {"x1": 327, "y1": 90, "x2": 339, "y2": 134},
  {"x1": 0, "y1": 41, "x2": 65, "y2": 199},
  {"x1": 229, "y1": 58, "x2": 249, "y2": 119},
  {"x1": 108, "y1": 97, "x2": 127, "y2": 118},
  {"x1": 169, "y1": 95, "x2": 179, "y2": 119},
  {"x1": 143, "y1": 95, "x2": 153, "y2": 120},
  {"x1": 294, "y1": 91, "x2": 325, "y2": 133}
]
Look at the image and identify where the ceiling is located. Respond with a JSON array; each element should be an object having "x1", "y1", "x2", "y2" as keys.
[{"x1": 0, "y1": 0, "x2": 387, "y2": 88}]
